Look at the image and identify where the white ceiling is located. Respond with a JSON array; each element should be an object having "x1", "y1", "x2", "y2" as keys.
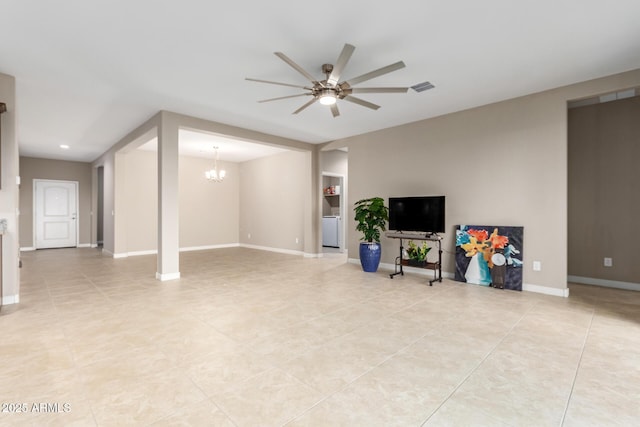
[
  {"x1": 2, "y1": 0, "x2": 640, "y2": 162},
  {"x1": 137, "y1": 130, "x2": 288, "y2": 162}
]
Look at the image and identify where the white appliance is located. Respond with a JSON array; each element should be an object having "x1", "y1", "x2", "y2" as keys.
[{"x1": 322, "y1": 216, "x2": 340, "y2": 247}]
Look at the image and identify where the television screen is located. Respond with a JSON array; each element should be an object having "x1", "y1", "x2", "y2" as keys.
[{"x1": 388, "y1": 196, "x2": 445, "y2": 233}]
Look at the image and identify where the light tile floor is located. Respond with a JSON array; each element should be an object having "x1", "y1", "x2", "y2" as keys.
[{"x1": 1, "y1": 247, "x2": 639, "y2": 426}]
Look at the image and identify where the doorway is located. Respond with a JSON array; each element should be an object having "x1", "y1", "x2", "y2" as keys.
[
  {"x1": 34, "y1": 179, "x2": 79, "y2": 249},
  {"x1": 97, "y1": 166, "x2": 104, "y2": 247},
  {"x1": 567, "y1": 89, "x2": 640, "y2": 291},
  {"x1": 322, "y1": 173, "x2": 345, "y2": 253}
]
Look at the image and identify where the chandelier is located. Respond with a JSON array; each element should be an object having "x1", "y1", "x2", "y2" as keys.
[{"x1": 205, "y1": 146, "x2": 226, "y2": 182}]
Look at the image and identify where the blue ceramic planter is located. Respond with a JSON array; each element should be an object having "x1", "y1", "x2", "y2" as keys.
[{"x1": 359, "y1": 242, "x2": 381, "y2": 272}]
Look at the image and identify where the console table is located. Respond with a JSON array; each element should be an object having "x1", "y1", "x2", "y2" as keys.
[{"x1": 386, "y1": 232, "x2": 443, "y2": 285}]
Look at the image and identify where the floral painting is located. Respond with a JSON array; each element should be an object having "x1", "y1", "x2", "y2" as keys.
[{"x1": 455, "y1": 225, "x2": 523, "y2": 291}]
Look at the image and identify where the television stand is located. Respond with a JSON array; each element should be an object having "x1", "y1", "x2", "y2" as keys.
[{"x1": 386, "y1": 232, "x2": 443, "y2": 285}]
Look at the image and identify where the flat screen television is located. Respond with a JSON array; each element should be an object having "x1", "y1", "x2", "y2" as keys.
[{"x1": 388, "y1": 196, "x2": 445, "y2": 234}]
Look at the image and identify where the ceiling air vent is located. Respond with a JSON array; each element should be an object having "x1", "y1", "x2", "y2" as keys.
[{"x1": 411, "y1": 81, "x2": 435, "y2": 93}]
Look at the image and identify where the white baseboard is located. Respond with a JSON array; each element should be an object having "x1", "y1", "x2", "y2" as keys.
[
  {"x1": 180, "y1": 243, "x2": 240, "y2": 252},
  {"x1": 240, "y1": 243, "x2": 303, "y2": 257},
  {"x1": 125, "y1": 249, "x2": 157, "y2": 257},
  {"x1": 240, "y1": 244, "x2": 322, "y2": 258},
  {"x1": 110, "y1": 244, "x2": 241, "y2": 258},
  {"x1": 155, "y1": 272, "x2": 180, "y2": 281},
  {"x1": 2, "y1": 294, "x2": 20, "y2": 305},
  {"x1": 349, "y1": 258, "x2": 568, "y2": 297},
  {"x1": 568, "y1": 275, "x2": 640, "y2": 292},
  {"x1": 22, "y1": 244, "x2": 94, "y2": 251},
  {"x1": 101, "y1": 248, "x2": 114, "y2": 257},
  {"x1": 523, "y1": 283, "x2": 570, "y2": 297},
  {"x1": 38, "y1": 243, "x2": 310, "y2": 259},
  {"x1": 304, "y1": 252, "x2": 323, "y2": 258},
  {"x1": 90, "y1": 244, "x2": 98, "y2": 248}
]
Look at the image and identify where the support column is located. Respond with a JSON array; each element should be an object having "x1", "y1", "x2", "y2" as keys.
[
  {"x1": 303, "y1": 146, "x2": 322, "y2": 257},
  {"x1": 156, "y1": 112, "x2": 180, "y2": 281}
]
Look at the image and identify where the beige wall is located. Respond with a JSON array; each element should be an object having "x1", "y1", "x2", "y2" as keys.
[
  {"x1": 0, "y1": 72, "x2": 19, "y2": 303},
  {"x1": 19, "y1": 157, "x2": 92, "y2": 248},
  {"x1": 116, "y1": 147, "x2": 309, "y2": 255},
  {"x1": 120, "y1": 149, "x2": 240, "y2": 254},
  {"x1": 123, "y1": 147, "x2": 303, "y2": 254},
  {"x1": 92, "y1": 113, "x2": 159, "y2": 256},
  {"x1": 98, "y1": 157, "x2": 115, "y2": 253},
  {"x1": 92, "y1": 111, "x2": 317, "y2": 260},
  {"x1": 239, "y1": 150, "x2": 308, "y2": 252},
  {"x1": 179, "y1": 155, "x2": 239, "y2": 248},
  {"x1": 123, "y1": 150, "x2": 157, "y2": 253},
  {"x1": 568, "y1": 96, "x2": 640, "y2": 284},
  {"x1": 345, "y1": 93, "x2": 566, "y2": 290},
  {"x1": 321, "y1": 149, "x2": 348, "y2": 176},
  {"x1": 86, "y1": 70, "x2": 640, "y2": 293},
  {"x1": 329, "y1": 69, "x2": 640, "y2": 293}
]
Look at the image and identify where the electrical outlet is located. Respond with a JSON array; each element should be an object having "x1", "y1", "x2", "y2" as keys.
[
  {"x1": 533, "y1": 261, "x2": 542, "y2": 271},
  {"x1": 604, "y1": 257, "x2": 613, "y2": 267},
  {"x1": 295, "y1": 238, "x2": 299, "y2": 244},
  {"x1": 247, "y1": 233, "x2": 251, "y2": 239}
]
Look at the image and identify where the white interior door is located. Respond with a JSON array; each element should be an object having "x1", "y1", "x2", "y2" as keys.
[{"x1": 35, "y1": 180, "x2": 78, "y2": 249}]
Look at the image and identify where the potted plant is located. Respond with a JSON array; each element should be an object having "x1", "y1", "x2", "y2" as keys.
[
  {"x1": 405, "y1": 240, "x2": 431, "y2": 267},
  {"x1": 354, "y1": 197, "x2": 389, "y2": 272}
]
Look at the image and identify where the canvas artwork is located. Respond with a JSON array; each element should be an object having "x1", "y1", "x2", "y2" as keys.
[{"x1": 455, "y1": 225, "x2": 524, "y2": 291}]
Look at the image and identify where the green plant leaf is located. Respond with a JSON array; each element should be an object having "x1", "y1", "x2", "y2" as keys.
[{"x1": 353, "y1": 197, "x2": 389, "y2": 242}]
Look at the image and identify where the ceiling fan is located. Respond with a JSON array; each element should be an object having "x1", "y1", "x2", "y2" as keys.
[{"x1": 246, "y1": 43, "x2": 410, "y2": 117}]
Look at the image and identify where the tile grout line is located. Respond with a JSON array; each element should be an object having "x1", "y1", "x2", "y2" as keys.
[
  {"x1": 559, "y1": 305, "x2": 596, "y2": 426},
  {"x1": 45, "y1": 274, "x2": 101, "y2": 427},
  {"x1": 280, "y1": 324, "x2": 433, "y2": 426},
  {"x1": 19, "y1": 249, "x2": 639, "y2": 425},
  {"x1": 290, "y1": 288, "x2": 510, "y2": 426},
  {"x1": 280, "y1": 286, "x2": 457, "y2": 425},
  {"x1": 418, "y1": 299, "x2": 540, "y2": 427}
]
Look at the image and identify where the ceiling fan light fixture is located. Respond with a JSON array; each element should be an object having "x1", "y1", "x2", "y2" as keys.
[{"x1": 319, "y1": 89, "x2": 337, "y2": 105}]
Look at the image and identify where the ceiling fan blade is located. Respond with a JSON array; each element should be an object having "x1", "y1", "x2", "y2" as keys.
[
  {"x1": 343, "y1": 95, "x2": 380, "y2": 110},
  {"x1": 330, "y1": 103, "x2": 340, "y2": 117},
  {"x1": 344, "y1": 61, "x2": 406, "y2": 86},
  {"x1": 292, "y1": 97, "x2": 318, "y2": 114},
  {"x1": 349, "y1": 87, "x2": 408, "y2": 94},
  {"x1": 258, "y1": 93, "x2": 311, "y2": 103},
  {"x1": 246, "y1": 78, "x2": 311, "y2": 90},
  {"x1": 274, "y1": 52, "x2": 320, "y2": 85},
  {"x1": 327, "y1": 43, "x2": 355, "y2": 87}
]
